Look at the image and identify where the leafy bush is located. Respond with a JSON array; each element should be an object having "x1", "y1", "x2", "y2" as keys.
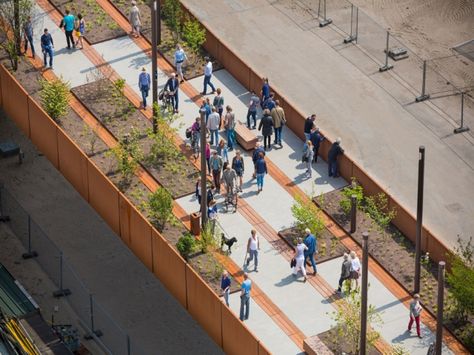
[
  {"x1": 340, "y1": 179, "x2": 364, "y2": 214},
  {"x1": 181, "y1": 16, "x2": 206, "y2": 56},
  {"x1": 364, "y1": 193, "x2": 396, "y2": 231},
  {"x1": 147, "y1": 187, "x2": 173, "y2": 230},
  {"x1": 447, "y1": 236, "x2": 474, "y2": 322},
  {"x1": 176, "y1": 233, "x2": 195, "y2": 260},
  {"x1": 291, "y1": 194, "x2": 325, "y2": 237},
  {"x1": 162, "y1": 0, "x2": 182, "y2": 42},
  {"x1": 198, "y1": 222, "x2": 219, "y2": 253},
  {"x1": 39, "y1": 77, "x2": 71, "y2": 122}
]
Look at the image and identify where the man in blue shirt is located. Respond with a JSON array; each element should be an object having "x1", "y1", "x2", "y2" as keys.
[
  {"x1": 174, "y1": 44, "x2": 187, "y2": 83},
  {"x1": 239, "y1": 273, "x2": 252, "y2": 321},
  {"x1": 260, "y1": 77, "x2": 270, "y2": 108},
  {"x1": 23, "y1": 16, "x2": 35, "y2": 58},
  {"x1": 165, "y1": 73, "x2": 179, "y2": 113},
  {"x1": 303, "y1": 228, "x2": 318, "y2": 275},
  {"x1": 138, "y1": 67, "x2": 151, "y2": 107},
  {"x1": 61, "y1": 9, "x2": 75, "y2": 49},
  {"x1": 40, "y1": 28, "x2": 54, "y2": 69}
]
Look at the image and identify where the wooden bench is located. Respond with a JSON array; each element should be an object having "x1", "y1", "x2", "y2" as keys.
[
  {"x1": 235, "y1": 121, "x2": 258, "y2": 151},
  {"x1": 303, "y1": 335, "x2": 334, "y2": 355}
]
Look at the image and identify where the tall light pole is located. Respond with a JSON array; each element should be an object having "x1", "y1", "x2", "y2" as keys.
[
  {"x1": 150, "y1": 0, "x2": 161, "y2": 133},
  {"x1": 414, "y1": 146, "x2": 425, "y2": 294},
  {"x1": 200, "y1": 107, "x2": 208, "y2": 227},
  {"x1": 435, "y1": 261, "x2": 446, "y2": 355},
  {"x1": 360, "y1": 232, "x2": 369, "y2": 355}
]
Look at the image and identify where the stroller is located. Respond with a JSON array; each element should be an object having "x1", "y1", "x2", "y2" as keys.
[{"x1": 159, "y1": 88, "x2": 174, "y2": 112}]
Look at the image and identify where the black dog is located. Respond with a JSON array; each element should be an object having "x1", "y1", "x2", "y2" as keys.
[{"x1": 221, "y1": 234, "x2": 237, "y2": 254}]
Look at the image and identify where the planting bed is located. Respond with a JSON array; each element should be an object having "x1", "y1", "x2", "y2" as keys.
[
  {"x1": 316, "y1": 187, "x2": 474, "y2": 352},
  {"x1": 278, "y1": 227, "x2": 348, "y2": 264},
  {"x1": 49, "y1": 0, "x2": 126, "y2": 44},
  {"x1": 317, "y1": 328, "x2": 382, "y2": 355},
  {"x1": 109, "y1": 0, "x2": 222, "y2": 79}
]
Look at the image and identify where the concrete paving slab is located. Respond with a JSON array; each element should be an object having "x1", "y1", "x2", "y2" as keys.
[
  {"x1": 31, "y1": 4, "x2": 95, "y2": 88},
  {"x1": 318, "y1": 257, "x2": 452, "y2": 354},
  {"x1": 224, "y1": 293, "x2": 303, "y2": 355}
]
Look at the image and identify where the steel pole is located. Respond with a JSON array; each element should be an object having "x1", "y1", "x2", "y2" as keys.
[
  {"x1": 360, "y1": 232, "x2": 369, "y2": 355},
  {"x1": 151, "y1": 0, "x2": 158, "y2": 133},
  {"x1": 435, "y1": 261, "x2": 445, "y2": 355},
  {"x1": 350, "y1": 195, "x2": 357, "y2": 233},
  {"x1": 416, "y1": 60, "x2": 430, "y2": 102},
  {"x1": 414, "y1": 146, "x2": 425, "y2": 294},
  {"x1": 200, "y1": 108, "x2": 208, "y2": 228},
  {"x1": 454, "y1": 91, "x2": 470, "y2": 134},
  {"x1": 379, "y1": 31, "x2": 393, "y2": 72}
]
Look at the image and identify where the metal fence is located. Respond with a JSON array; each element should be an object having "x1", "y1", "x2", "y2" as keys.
[
  {"x1": 267, "y1": 0, "x2": 473, "y2": 136},
  {"x1": 0, "y1": 185, "x2": 146, "y2": 355}
]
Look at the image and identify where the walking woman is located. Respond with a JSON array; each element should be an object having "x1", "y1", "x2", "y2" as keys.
[
  {"x1": 205, "y1": 141, "x2": 211, "y2": 175},
  {"x1": 191, "y1": 117, "x2": 200, "y2": 159},
  {"x1": 350, "y1": 250, "x2": 361, "y2": 290},
  {"x1": 258, "y1": 109, "x2": 274, "y2": 151},
  {"x1": 292, "y1": 238, "x2": 308, "y2": 282},
  {"x1": 255, "y1": 152, "x2": 267, "y2": 193},
  {"x1": 74, "y1": 13, "x2": 85, "y2": 49},
  {"x1": 304, "y1": 140, "x2": 314, "y2": 178},
  {"x1": 232, "y1": 150, "x2": 245, "y2": 192},
  {"x1": 217, "y1": 139, "x2": 229, "y2": 163},
  {"x1": 221, "y1": 271, "x2": 231, "y2": 307},
  {"x1": 408, "y1": 294, "x2": 423, "y2": 338}
]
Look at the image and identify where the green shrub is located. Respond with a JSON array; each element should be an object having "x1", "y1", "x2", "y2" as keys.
[
  {"x1": 148, "y1": 187, "x2": 173, "y2": 230},
  {"x1": 162, "y1": 0, "x2": 182, "y2": 42},
  {"x1": 176, "y1": 233, "x2": 195, "y2": 260},
  {"x1": 198, "y1": 222, "x2": 219, "y2": 253},
  {"x1": 39, "y1": 77, "x2": 71, "y2": 122},
  {"x1": 340, "y1": 178, "x2": 364, "y2": 214},
  {"x1": 181, "y1": 16, "x2": 206, "y2": 56},
  {"x1": 291, "y1": 195, "x2": 325, "y2": 237},
  {"x1": 364, "y1": 192, "x2": 396, "y2": 231}
]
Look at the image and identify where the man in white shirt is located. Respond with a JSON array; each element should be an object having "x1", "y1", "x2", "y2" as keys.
[
  {"x1": 201, "y1": 57, "x2": 216, "y2": 95},
  {"x1": 246, "y1": 229, "x2": 260, "y2": 272},
  {"x1": 207, "y1": 107, "x2": 220, "y2": 146}
]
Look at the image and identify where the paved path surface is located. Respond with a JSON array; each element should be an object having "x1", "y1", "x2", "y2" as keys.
[{"x1": 181, "y1": 0, "x2": 474, "y2": 251}]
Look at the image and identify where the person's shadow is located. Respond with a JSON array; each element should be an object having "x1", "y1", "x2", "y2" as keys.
[
  {"x1": 391, "y1": 330, "x2": 414, "y2": 344},
  {"x1": 275, "y1": 274, "x2": 298, "y2": 287}
]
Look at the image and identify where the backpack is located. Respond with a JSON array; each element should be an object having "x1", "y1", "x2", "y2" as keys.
[{"x1": 185, "y1": 127, "x2": 192, "y2": 139}]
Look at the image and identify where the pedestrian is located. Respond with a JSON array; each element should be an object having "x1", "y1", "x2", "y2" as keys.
[
  {"x1": 165, "y1": 72, "x2": 179, "y2": 113},
  {"x1": 23, "y1": 16, "x2": 35, "y2": 58},
  {"x1": 258, "y1": 109, "x2": 274, "y2": 151},
  {"x1": 205, "y1": 141, "x2": 211, "y2": 175},
  {"x1": 213, "y1": 88, "x2": 224, "y2": 118},
  {"x1": 222, "y1": 162, "x2": 237, "y2": 195},
  {"x1": 246, "y1": 229, "x2": 260, "y2": 272},
  {"x1": 60, "y1": 9, "x2": 75, "y2": 49},
  {"x1": 195, "y1": 177, "x2": 202, "y2": 204},
  {"x1": 174, "y1": 44, "x2": 187, "y2": 82},
  {"x1": 196, "y1": 178, "x2": 214, "y2": 206},
  {"x1": 200, "y1": 99, "x2": 211, "y2": 123},
  {"x1": 74, "y1": 13, "x2": 85, "y2": 49},
  {"x1": 336, "y1": 253, "x2": 352, "y2": 293},
  {"x1": 408, "y1": 294, "x2": 423, "y2": 338},
  {"x1": 239, "y1": 273, "x2": 252, "y2": 321},
  {"x1": 207, "y1": 107, "x2": 220, "y2": 146},
  {"x1": 221, "y1": 270, "x2": 231, "y2": 307},
  {"x1": 40, "y1": 28, "x2": 54, "y2": 69},
  {"x1": 208, "y1": 199, "x2": 218, "y2": 236},
  {"x1": 217, "y1": 139, "x2": 229, "y2": 163},
  {"x1": 304, "y1": 114, "x2": 316, "y2": 141},
  {"x1": 309, "y1": 127, "x2": 324, "y2": 163},
  {"x1": 209, "y1": 151, "x2": 223, "y2": 193},
  {"x1": 255, "y1": 152, "x2": 267, "y2": 193},
  {"x1": 271, "y1": 100, "x2": 286, "y2": 146},
  {"x1": 232, "y1": 150, "x2": 245, "y2": 192},
  {"x1": 350, "y1": 250, "x2": 361, "y2": 290},
  {"x1": 201, "y1": 57, "x2": 216, "y2": 95},
  {"x1": 292, "y1": 237, "x2": 308, "y2": 282},
  {"x1": 263, "y1": 92, "x2": 276, "y2": 111},
  {"x1": 252, "y1": 142, "x2": 265, "y2": 178},
  {"x1": 129, "y1": 0, "x2": 141, "y2": 38},
  {"x1": 328, "y1": 137, "x2": 344, "y2": 178},
  {"x1": 260, "y1": 77, "x2": 270, "y2": 108},
  {"x1": 224, "y1": 105, "x2": 236, "y2": 150},
  {"x1": 138, "y1": 67, "x2": 151, "y2": 108},
  {"x1": 247, "y1": 91, "x2": 260, "y2": 129},
  {"x1": 304, "y1": 140, "x2": 314, "y2": 178},
  {"x1": 303, "y1": 228, "x2": 317, "y2": 275}
]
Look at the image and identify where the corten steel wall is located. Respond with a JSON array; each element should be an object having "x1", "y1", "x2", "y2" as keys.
[
  {"x1": 180, "y1": 3, "x2": 453, "y2": 264},
  {"x1": 0, "y1": 63, "x2": 268, "y2": 353}
]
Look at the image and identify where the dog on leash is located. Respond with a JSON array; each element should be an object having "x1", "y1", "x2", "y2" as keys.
[{"x1": 221, "y1": 234, "x2": 237, "y2": 254}]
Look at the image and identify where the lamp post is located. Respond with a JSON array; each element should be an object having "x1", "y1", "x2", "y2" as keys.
[
  {"x1": 150, "y1": 0, "x2": 161, "y2": 133},
  {"x1": 360, "y1": 232, "x2": 369, "y2": 355},
  {"x1": 414, "y1": 146, "x2": 425, "y2": 294},
  {"x1": 435, "y1": 261, "x2": 445, "y2": 355},
  {"x1": 200, "y1": 108, "x2": 208, "y2": 227}
]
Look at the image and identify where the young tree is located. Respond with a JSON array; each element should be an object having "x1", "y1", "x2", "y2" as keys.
[
  {"x1": 147, "y1": 187, "x2": 173, "y2": 231},
  {"x1": 0, "y1": 0, "x2": 34, "y2": 70},
  {"x1": 291, "y1": 194, "x2": 325, "y2": 237},
  {"x1": 162, "y1": 0, "x2": 182, "y2": 43},
  {"x1": 181, "y1": 15, "x2": 206, "y2": 62},
  {"x1": 39, "y1": 77, "x2": 71, "y2": 123}
]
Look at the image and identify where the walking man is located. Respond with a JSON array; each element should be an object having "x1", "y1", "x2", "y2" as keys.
[
  {"x1": 247, "y1": 91, "x2": 260, "y2": 129},
  {"x1": 222, "y1": 162, "x2": 237, "y2": 195},
  {"x1": 310, "y1": 127, "x2": 324, "y2": 163},
  {"x1": 23, "y1": 16, "x2": 35, "y2": 58},
  {"x1": 201, "y1": 57, "x2": 216, "y2": 95},
  {"x1": 221, "y1": 270, "x2": 231, "y2": 307},
  {"x1": 213, "y1": 88, "x2": 224, "y2": 118},
  {"x1": 209, "y1": 151, "x2": 223, "y2": 193},
  {"x1": 408, "y1": 294, "x2": 423, "y2": 338},
  {"x1": 61, "y1": 9, "x2": 75, "y2": 49},
  {"x1": 328, "y1": 137, "x2": 344, "y2": 177},
  {"x1": 129, "y1": 0, "x2": 141, "y2": 38},
  {"x1": 304, "y1": 114, "x2": 316, "y2": 141},
  {"x1": 255, "y1": 152, "x2": 267, "y2": 193},
  {"x1": 174, "y1": 44, "x2": 187, "y2": 82},
  {"x1": 165, "y1": 72, "x2": 179, "y2": 113},
  {"x1": 252, "y1": 142, "x2": 265, "y2": 178},
  {"x1": 260, "y1": 77, "x2": 270, "y2": 108},
  {"x1": 138, "y1": 67, "x2": 151, "y2": 108},
  {"x1": 41, "y1": 28, "x2": 54, "y2": 69},
  {"x1": 239, "y1": 273, "x2": 252, "y2": 321},
  {"x1": 263, "y1": 92, "x2": 276, "y2": 111},
  {"x1": 271, "y1": 100, "x2": 286, "y2": 146},
  {"x1": 246, "y1": 229, "x2": 260, "y2": 272},
  {"x1": 224, "y1": 105, "x2": 236, "y2": 150},
  {"x1": 336, "y1": 253, "x2": 352, "y2": 293},
  {"x1": 258, "y1": 109, "x2": 274, "y2": 151},
  {"x1": 303, "y1": 228, "x2": 317, "y2": 275},
  {"x1": 206, "y1": 107, "x2": 220, "y2": 146}
]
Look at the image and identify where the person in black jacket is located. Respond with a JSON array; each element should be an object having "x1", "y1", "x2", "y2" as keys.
[
  {"x1": 258, "y1": 109, "x2": 274, "y2": 151},
  {"x1": 304, "y1": 114, "x2": 316, "y2": 141},
  {"x1": 310, "y1": 127, "x2": 324, "y2": 163},
  {"x1": 328, "y1": 137, "x2": 344, "y2": 177},
  {"x1": 336, "y1": 253, "x2": 352, "y2": 293}
]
